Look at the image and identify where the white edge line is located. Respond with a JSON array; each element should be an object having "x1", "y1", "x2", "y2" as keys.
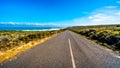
[
  {"x1": 114, "y1": 55, "x2": 120, "y2": 59},
  {"x1": 68, "y1": 38, "x2": 76, "y2": 68}
]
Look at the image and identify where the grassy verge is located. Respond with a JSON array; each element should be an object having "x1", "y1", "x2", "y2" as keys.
[
  {"x1": 67, "y1": 24, "x2": 120, "y2": 51},
  {"x1": 85, "y1": 36, "x2": 116, "y2": 50},
  {"x1": 0, "y1": 34, "x2": 57, "y2": 64}
]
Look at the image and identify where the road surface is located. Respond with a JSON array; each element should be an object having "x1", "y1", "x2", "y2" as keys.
[{"x1": 1, "y1": 30, "x2": 120, "y2": 68}]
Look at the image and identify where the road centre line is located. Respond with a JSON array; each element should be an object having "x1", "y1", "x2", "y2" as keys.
[{"x1": 68, "y1": 38, "x2": 76, "y2": 68}]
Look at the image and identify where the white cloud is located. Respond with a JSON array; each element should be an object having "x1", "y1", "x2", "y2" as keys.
[
  {"x1": 1, "y1": 6, "x2": 120, "y2": 27},
  {"x1": 87, "y1": 9, "x2": 120, "y2": 25},
  {"x1": 115, "y1": 12, "x2": 120, "y2": 15},
  {"x1": 88, "y1": 16, "x2": 93, "y2": 19},
  {"x1": 105, "y1": 6, "x2": 117, "y2": 9},
  {"x1": 63, "y1": 7, "x2": 120, "y2": 26}
]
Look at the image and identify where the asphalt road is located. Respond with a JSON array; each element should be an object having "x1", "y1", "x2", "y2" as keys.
[{"x1": 1, "y1": 30, "x2": 120, "y2": 68}]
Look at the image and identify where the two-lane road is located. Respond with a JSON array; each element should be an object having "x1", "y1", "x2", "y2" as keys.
[{"x1": 1, "y1": 30, "x2": 120, "y2": 68}]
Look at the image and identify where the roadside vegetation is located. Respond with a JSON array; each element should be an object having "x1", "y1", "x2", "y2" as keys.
[
  {"x1": 0, "y1": 30, "x2": 64, "y2": 51},
  {"x1": 0, "y1": 29, "x2": 65, "y2": 63},
  {"x1": 67, "y1": 24, "x2": 120, "y2": 51}
]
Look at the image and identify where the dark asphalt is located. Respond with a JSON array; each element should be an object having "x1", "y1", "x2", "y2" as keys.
[{"x1": 1, "y1": 30, "x2": 120, "y2": 68}]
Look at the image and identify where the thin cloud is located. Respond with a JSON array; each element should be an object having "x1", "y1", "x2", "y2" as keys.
[
  {"x1": 105, "y1": 6, "x2": 117, "y2": 9},
  {"x1": 64, "y1": 7, "x2": 120, "y2": 26},
  {"x1": 1, "y1": 6, "x2": 120, "y2": 26}
]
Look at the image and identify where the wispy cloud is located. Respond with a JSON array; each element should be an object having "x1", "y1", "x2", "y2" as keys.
[
  {"x1": 61, "y1": 6, "x2": 120, "y2": 26},
  {"x1": 105, "y1": 6, "x2": 117, "y2": 9},
  {"x1": 1, "y1": 5, "x2": 120, "y2": 27}
]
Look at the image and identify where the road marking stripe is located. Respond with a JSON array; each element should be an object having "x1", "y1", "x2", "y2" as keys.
[{"x1": 68, "y1": 39, "x2": 76, "y2": 68}]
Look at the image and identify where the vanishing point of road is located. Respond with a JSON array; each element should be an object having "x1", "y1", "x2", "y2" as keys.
[{"x1": 1, "y1": 30, "x2": 120, "y2": 68}]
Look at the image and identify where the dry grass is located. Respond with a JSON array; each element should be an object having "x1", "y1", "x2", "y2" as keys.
[{"x1": 0, "y1": 34, "x2": 57, "y2": 64}]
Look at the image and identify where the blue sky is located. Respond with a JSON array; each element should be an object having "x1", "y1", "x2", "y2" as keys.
[{"x1": 0, "y1": 0, "x2": 120, "y2": 26}]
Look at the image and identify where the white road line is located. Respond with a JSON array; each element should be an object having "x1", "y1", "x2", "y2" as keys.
[
  {"x1": 114, "y1": 55, "x2": 120, "y2": 59},
  {"x1": 68, "y1": 38, "x2": 76, "y2": 68},
  {"x1": 110, "y1": 52, "x2": 120, "y2": 59}
]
